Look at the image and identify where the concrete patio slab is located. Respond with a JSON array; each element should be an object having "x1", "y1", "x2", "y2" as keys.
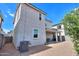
[{"x1": 0, "y1": 36, "x2": 77, "y2": 56}]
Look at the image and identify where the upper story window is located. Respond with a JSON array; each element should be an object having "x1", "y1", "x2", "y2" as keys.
[
  {"x1": 39, "y1": 14, "x2": 42, "y2": 21},
  {"x1": 57, "y1": 25, "x2": 61, "y2": 29},
  {"x1": 45, "y1": 23, "x2": 47, "y2": 26}
]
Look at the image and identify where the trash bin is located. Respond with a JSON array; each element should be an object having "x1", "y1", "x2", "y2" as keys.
[{"x1": 19, "y1": 41, "x2": 29, "y2": 53}]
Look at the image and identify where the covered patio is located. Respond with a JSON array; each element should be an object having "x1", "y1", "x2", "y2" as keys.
[{"x1": 46, "y1": 28, "x2": 65, "y2": 43}]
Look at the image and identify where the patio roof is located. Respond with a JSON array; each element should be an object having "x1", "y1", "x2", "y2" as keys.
[{"x1": 46, "y1": 28, "x2": 61, "y2": 33}]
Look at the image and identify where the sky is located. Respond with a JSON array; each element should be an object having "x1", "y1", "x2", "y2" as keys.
[
  {"x1": 0, "y1": 3, "x2": 79, "y2": 33},
  {"x1": 0, "y1": 3, "x2": 16, "y2": 33}
]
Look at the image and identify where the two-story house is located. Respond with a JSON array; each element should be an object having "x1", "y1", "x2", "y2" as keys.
[
  {"x1": 13, "y1": 3, "x2": 46, "y2": 49},
  {"x1": 45, "y1": 18, "x2": 65, "y2": 43},
  {"x1": 0, "y1": 12, "x2": 3, "y2": 32},
  {"x1": 52, "y1": 23, "x2": 65, "y2": 42},
  {"x1": 0, "y1": 12, "x2": 4, "y2": 49},
  {"x1": 13, "y1": 3, "x2": 65, "y2": 50}
]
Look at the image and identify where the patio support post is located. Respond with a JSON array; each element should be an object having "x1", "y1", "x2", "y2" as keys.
[
  {"x1": 55, "y1": 32, "x2": 58, "y2": 42},
  {"x1": 59, "y1": 32, "x2": 62, "y2": 42}
]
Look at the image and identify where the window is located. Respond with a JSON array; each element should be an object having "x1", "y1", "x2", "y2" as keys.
[
  {"x1": 58, "y1": 25, "x2": 61, "y2": 29},
  {"x1": 45, "y1": 24, "x2": 47, "y2": 26},
  {"x1": 39, "y1": 14, "x2": 42, "y2": 21},
  {"x1": 33, "y1": 29, "x2": 38, "y2": 38}
]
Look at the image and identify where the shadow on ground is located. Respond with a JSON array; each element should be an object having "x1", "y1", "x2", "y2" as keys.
[
  {"x1": 0, "y1": 43, "x2": 20, "y2": 56},
  {"x1": 21, "y1": 45, "x2": 52, "y2": 56},
  {"x1": 0, "y1": 43, "x2": 52, "y2": 56}
]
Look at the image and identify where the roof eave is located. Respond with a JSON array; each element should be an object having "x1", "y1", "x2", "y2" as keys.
[{"x1": 25, "y1": 3, "x2": 47, "y2": 15}]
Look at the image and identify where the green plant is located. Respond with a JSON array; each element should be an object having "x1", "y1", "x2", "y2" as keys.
[{"x1": 62, "y1": 8, "x2": 79, "y2": 54}]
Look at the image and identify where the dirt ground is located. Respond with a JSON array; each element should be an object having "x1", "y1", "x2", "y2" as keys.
[{"x1": 0, "y1": 36, "x2": 77, "y2": 56}]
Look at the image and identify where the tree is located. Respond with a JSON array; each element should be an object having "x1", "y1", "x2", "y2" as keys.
[
  {"x1": 62, "y1": 8, "x2": 79, "y2": 54},
  {"x1": 0, "y1": 10, "x2": 3, "y2": 21}
]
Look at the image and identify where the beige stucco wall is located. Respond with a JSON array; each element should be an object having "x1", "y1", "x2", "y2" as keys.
[
  {"x1": 57, "y1": 24, "x2": 65, "y2": 36},
  {"x1": 13, "y1": 4, "x2": 22, "y2": 48},
  {"x1": 45, "y1": 20, "x2": 53, "y2": 29},
  {"x1": 0, "y1": 17, "x2": 2, "y2": 24},
  {"x1": 14, "y1": 4, "x2": 21, "y2": 28},
  {"x1": 52, "y1": 24, "x2": 65, "y2": 36},
  {"x1": 13, "y1": 4, "x2": 46, "y2": 49}
]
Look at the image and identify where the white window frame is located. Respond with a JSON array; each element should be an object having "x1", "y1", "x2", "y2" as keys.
[{"x1": 33, "y1": 28, "x2": 39, "y2": 39}]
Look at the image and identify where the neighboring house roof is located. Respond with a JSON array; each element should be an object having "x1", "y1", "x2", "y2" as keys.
[
  {"x1": 3, "y1": 31, "x2": 13, "y2": 37},
  {"x1": 45, "y1": 18, "x2": 53, "y2": 23},
  {"x1": 0, "y1": 30, "x2": 6, "y2": 35},
  {"x1": 52, "y1": 23, "x2": 62, "y2": 27}
]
